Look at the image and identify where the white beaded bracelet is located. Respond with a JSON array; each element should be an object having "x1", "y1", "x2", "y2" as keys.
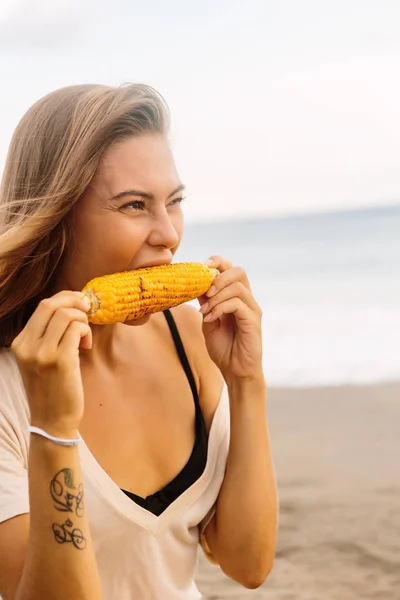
[{"x1": 28, "y1": 426, "x2": 82, "y2": 447}]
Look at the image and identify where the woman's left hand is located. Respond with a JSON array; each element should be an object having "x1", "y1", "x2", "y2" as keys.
[{"x1": 198, "y1": 256, "x2": 263, "y2": 383}]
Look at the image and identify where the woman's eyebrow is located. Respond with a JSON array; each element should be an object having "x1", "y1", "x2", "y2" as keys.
[{"x1": 109, "y1": 183, "x2": 185, "y2": 202}]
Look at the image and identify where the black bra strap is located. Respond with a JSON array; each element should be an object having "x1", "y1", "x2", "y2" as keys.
[{"x1": 163, "y1": 309, "x2": 200, "y2": 407}]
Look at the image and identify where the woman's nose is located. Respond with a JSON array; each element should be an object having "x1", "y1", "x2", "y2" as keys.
[{"x1": 147, "y1": 209, "x2": 180, "y2": 249}]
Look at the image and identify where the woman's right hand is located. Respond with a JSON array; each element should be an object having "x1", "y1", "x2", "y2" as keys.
[{"x1": 11, "y1": 291, "x2": 92, "y2": 437}]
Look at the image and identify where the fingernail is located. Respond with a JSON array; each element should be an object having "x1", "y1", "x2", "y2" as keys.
[
  {"x1": 206, "y1": 286, "x2": 216, "y2": 297},
  {"x1": 199, "y1": 302, "x2": 209, "y2": 313},
  {"x1": 205, "y1": 258, "x2": 213, "y2": 265},
  {"x1": 82, "y1": 296, "x2": 91, "y2": 311},
  {"x1": 204, "y1": 314, "x2": 212, "y2": 322}
]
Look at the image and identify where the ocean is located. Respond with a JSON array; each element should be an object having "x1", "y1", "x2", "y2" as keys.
[{"x1": 176, "y1": 205, "x2": 400, "y2": 388}]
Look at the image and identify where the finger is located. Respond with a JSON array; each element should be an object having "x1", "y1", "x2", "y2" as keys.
[
  {"x1": 203, "y1": 297, "x2": 258, "y2": 324},
  {"x1": 206, "y1": 265, "x2": 251, "y2": 296},
  {"x1": 200, "y1": 282, "x2": 261, "y2": 317},
  {"x1": 205, "y1": 256, "x2": 233, "y2": 273},
  {"x1": 79, "y1": 330, "x2": 93, "y2": 350},
  {"x1": 197, "y1": 294, "x2": 208, "y2": 308},
  {"x1": 59, "y1": 321, "x2": 93, "y2": 356},
  {"x1": 18, "y1": 291, "x2": 90, "y2": 342},
  {"x1": 41, "y1": 308, "x2": 90, "y2": 354}
]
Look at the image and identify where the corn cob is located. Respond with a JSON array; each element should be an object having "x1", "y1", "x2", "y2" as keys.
[{"x1": 81, "y1": 262, "x2": 218, "y2": 325}]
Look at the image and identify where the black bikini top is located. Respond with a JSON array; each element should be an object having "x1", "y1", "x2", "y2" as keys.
[{"x1": 120, "y1": 309, "x2": 208, "y2": 516}]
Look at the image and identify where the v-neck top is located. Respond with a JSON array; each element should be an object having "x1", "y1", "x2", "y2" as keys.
[
  {"x1": 0, "y1": 334, "x2": 230, "y2": 599},
  {"x1": 120, "y1": 309, "x2": 208, "y2": 516}
]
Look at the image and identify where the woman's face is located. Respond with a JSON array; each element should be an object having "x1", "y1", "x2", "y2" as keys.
[{"x1": 57, "y1": 133, "x2": 185, "y2": 303}]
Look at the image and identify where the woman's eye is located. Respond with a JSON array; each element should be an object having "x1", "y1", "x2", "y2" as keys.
[
  {"x1": 169, "y1": 196, "x2": 186, "y2": 207},
  {"x1": 121, "y1": 200, "x2": 145, "y2": 211},
  {"x1": 120, "y1": 197, "x2": 185, "y2": 212}
]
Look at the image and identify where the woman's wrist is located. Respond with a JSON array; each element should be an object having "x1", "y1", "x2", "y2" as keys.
[
  {"x1": 225, "y1": 371, "x2": 266, "y2": 395},
  {"x1": 29, "y1": 420, "x2": 80, "y2": 440}
]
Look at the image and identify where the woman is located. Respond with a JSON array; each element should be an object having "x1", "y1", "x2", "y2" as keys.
[{"x1": 0, "y1": 83, "x2": 277, "y2": 600}]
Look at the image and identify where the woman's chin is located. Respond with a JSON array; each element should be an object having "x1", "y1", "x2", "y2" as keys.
[{"x1": 123, "y1": 314, "x2": 152, "y2": 327}]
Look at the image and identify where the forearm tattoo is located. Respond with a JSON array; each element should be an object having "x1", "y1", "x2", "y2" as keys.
[
  {"x1": 50, "y1": 469, "x2": 87, "y2": 550},
  {"x1": 50, "y1": 468, "x2": 84, "y2": 516}
]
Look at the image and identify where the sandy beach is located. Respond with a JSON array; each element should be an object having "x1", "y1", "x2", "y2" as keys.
[{"x1": 195, "y1": 384, "x2": 400, "y2": 600}]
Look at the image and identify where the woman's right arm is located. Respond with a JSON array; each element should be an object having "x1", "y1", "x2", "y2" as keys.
[
  {"x1": 0, "y1": 438, "x2": 102, "y2": 600},
  {"x1": 0, "y1": 291, "x2": 102, "y2": 600}
]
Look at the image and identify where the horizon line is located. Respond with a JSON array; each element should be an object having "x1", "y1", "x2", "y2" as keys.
[{"x1": 184, "y1": 201, "x2": 400, "y2": 226}]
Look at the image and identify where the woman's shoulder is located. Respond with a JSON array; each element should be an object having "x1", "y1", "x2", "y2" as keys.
[
  {"x1": 167, "y1": 303, "x2": 220, "y2": 376},
  {"x1": 0, "y1": 347, "x2": 19, "y2": 382},
  {"x1": 0, "y1": 348, "x2": 29, "y2": 421},
  {"x1": 168, "y1": 302, "x2": 204, "y2": 339},
  {"x1": 165, "y1": 304, "x2": 225, "y2": 424}
]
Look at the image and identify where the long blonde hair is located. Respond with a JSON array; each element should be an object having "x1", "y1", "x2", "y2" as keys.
[{"x1": 0, "y1": 83, "x2": 169, "y2": 347}]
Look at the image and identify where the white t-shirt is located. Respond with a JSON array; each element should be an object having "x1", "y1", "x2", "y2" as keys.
[{"x1": 0, "y1": 348, "x2": 230, "y2": 599}]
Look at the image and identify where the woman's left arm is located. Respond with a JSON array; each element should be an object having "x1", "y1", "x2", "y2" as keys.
[{"x1": 198, "y1": 256, "x2": 278, "y2": 589}]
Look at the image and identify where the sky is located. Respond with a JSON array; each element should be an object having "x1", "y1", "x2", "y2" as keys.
[{"x1": 1, "y1": 0, "x2": 400, "y2": 222}]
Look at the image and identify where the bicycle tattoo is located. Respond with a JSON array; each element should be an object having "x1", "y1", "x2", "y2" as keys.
[{"x1": 52, "y1": 518, "x2": 87, "y2": 550}]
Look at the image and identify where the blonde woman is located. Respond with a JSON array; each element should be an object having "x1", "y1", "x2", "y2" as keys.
[{"x1": 0, "y1": 84, "x2": 277, "y2": 600}]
